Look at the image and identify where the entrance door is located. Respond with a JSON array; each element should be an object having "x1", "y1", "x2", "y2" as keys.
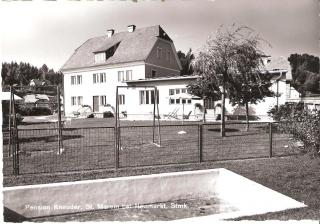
[{"x1": 93, "y1": 96, "x2": 99, "y2": 112}]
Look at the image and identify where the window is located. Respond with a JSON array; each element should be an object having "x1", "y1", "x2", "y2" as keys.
[
  {"x1": 71, "y1": 75, "x2": 82, "y2": 85},
  {"x1": 100, "y1": 73, "x2": 106, "y2": 83},
  {"x1": 170, "y1": 99, "x2": 175, "y2": 104},
  {"x1": 71, "y1": 76, "x2": 76, "y2": 85},
  {"x1": 140, "y1": 90, "x2": 159, "y2": 104},
  {"x1": 77, "y1": 75, "x2": 82, "y2": 85},
  {"x1": 182, "y1": 99, "x2": 186, "y2": 104},
  {"x1": 182, "y1": 88, "x2": 187, "y2": 93},
  {"x1": 71, "y1": 97, "x2": 77, "y2": 106},
  {"x1": 169, "y1": 98, "x2": 192, "y2": 105},
  {"x1": 77, "y1": 96, "x2": 83, "y2": 106},
  {"x1": 118, "y1": 71, "x2": 124, "y2": 82},
  {"x1": 151, "y1": 70, "x2": 156, "y2": 78},
  {"x1": 93, "y1": 74, "x2": 97, "y2": 84},
  {"x1": 176, "y1": 89, "x2": 180, "y2": 94},
  {"x1": 176, "y1": 99, "x2": 180, "y2": 104},
  {"x1": 157, "y1": 47, "x2": 162, "y2": 59},
  {"x1": 93, "y1": 73, "x2": 106, "y2": 83},
  {"x1": 95, "y1": 52, "x2": 105, "y2": 63},
  {"x1": 187, "y1": 99, "x2": 192, "y2": 104},
  {"x1": 118, "y1": 95, "x2": 125, "y2": 105},
  {"x1": 126, "y1": 70, "x2": 132, "y2": 81},
  {"x1": 100, "y1": 95, "x2": 106, "y2": 105},
  {"x1": 169, "y1": 89, "x2": 174, "y2": 95}
]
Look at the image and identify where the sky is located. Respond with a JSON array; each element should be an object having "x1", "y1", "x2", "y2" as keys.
[{"x1": 0, "y1": 0, "x2": 319, "y2": 71}]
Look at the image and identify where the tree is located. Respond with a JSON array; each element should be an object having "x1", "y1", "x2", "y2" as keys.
[
  {"x1": 288, "y1": 53, "x2": 320, "y2": 95},
  {"x1": 188, "y1": 25, "x2": 271, "y2": 136},
  {"x1": 177, "y1": 48, "x2": 195, "y2": 76}
]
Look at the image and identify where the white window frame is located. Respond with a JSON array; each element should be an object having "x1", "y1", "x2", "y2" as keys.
[
  {"x1": 77, "y1": 96, "x2": 83, "y2": 106},
  {"x1": 100, "y1": 73, "x2": 106, "y2": 83},
  {"x1": 71, "y1": 76, "x2": 76, "y2": 85},
  {"x1": 140, "y1": 90, "x2": 159, "y2": 105},
  {"x1": 77, "y1": 75, "x2": 82, "y2": 85},
  {"x1": 100, "y1": 95, "x2": 107, "y2": 105},
  {"x1": 118, "y1": 94, "x2": 125, "y2": 105},
  {"x1": 71, "y1": 96, "x2": 77, "y2": 106},
  {"x1": 125, "y1": 70, "x2": 132, "y2": 81},
  {"x1": 118, "y1": 71, "x2": 124, "y2": 82},
  {"x1": 95, "y1": 52, "x2": 105, "y2": 63}
]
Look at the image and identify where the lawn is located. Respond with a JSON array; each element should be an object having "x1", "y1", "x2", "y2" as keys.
[{"x1": 2, "y1": 117, "x2": 297, "y2": 175}]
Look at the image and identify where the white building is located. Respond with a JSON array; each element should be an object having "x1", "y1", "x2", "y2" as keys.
[
  {"x1": 61, "y1": 25, "x2": 296, "y2": 121},
  {"x1": 61, "y1": 25, "x2": 202, "y2": 120}
]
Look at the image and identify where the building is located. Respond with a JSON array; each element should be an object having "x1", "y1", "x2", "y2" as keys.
[
  {"x1": 61, "y1": 25, "x2": 295, "y2": 121},
  {"x1": 61, "y1": 25, "x2": 202, "y2": 119}
]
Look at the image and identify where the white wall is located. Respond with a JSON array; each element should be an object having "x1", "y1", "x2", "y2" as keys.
[{"x1": 63, "y1": 64, "x2": 145, "y2": 115}]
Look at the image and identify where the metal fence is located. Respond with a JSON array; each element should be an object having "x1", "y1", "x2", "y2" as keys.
[{"x1": 2, "y1": 122, "x2": 299, "y2": 176}]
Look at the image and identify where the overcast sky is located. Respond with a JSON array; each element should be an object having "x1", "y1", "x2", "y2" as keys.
[{"x1": 0, "y1": 0, "x2": 319, "y2": 71}]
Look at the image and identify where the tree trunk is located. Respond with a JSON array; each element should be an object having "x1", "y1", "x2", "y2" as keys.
[
  {"x1": 221, "y1": 84, "x2": 226, "y2": 137},
  {"x1": 245, "y1": 102, "x2": 250, "y2": 132}
]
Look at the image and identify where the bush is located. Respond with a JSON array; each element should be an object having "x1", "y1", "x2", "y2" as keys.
[
  {"x1": 18, "y1": 104, "x2": 52, "y2": 116},
  {"x1": 268, "y1": 103, "x2": 320, "y2": 157}
]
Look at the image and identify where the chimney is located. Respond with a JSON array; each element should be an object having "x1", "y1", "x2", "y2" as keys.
[
  {"x1": 107, "y1": 29, "x2": 114, "y2": 37},
  {"x1": 127, "y1": 25, "x2": 136, "y2": 33}
]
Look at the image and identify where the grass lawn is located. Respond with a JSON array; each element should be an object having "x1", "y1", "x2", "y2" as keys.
[{"x1": 4, "y1": 155, "x2": 320, "y2": 221}]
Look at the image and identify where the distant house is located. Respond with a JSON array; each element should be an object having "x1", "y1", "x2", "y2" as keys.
[
  {"x1": 29, "y1": 79, "x2": 49, "y2": 86},
  {"x1": 23, "y1": 94, "x2": 50, "y2": 108}
]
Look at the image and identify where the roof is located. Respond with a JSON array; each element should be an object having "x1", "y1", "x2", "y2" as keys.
[
  {"x1": 24, "y1": 94, "x2": 50, "y2": 103},
  {"x1": 125, "y1": 75, "x2": 199, "y2": 83},
  {"x1": 1, "y1": 92, "x2": 22, "y2": 101},
  {"x1": 61, "y1": 25, "x2": 172, "y2": 71},
  {"x1": 261, "y1": 56, "x2": 292, "y2": 80}
]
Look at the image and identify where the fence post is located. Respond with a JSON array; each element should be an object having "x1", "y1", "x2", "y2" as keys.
[
  {"x1": 198, "y1": 124, "x2": 203, "y2": 163},
  {"x1": 269, "y1": 122, "x2": 273, "y2": 158}
]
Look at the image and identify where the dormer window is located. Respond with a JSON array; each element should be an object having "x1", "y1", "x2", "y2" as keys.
[{"x1": 95, "y1": 52, "x2": 106, "y2": 63}]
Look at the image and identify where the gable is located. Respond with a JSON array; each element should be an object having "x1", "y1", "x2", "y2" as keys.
[{"x1": 145, "y1": 39, "x2": 182, "y2": 71}]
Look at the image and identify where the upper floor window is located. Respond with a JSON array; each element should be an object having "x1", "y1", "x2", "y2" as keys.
[
  {"x1": 126, "y1": 70, "x2": 132, "y2": 80},
  {"x1": 93, "y1": 73, "x2": 106, "y2": 84},
  {"x1": 169, "y1": 88, "x2": 187, "y2": 95},
  {"x1": 95, "y1": 52, "x2": 106, "y2": 63},
  {"x1": 157, "y1": 47, "x2": 162, "y2": 59},
  {"x1": 118, "y1": 70, "x2": 132, "y2": 81},
  {"x1": 71, "y1": 75, "x2": 82, "y2": 85},
  {"x1": 118, "y1": 71, "x2": 124, "y2": 82}
]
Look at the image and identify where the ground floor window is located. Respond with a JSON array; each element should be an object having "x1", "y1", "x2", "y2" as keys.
[
  {"x1": 100, "y1": 95, "x2": 107, "y2": 105},
  {"x1": 169, "y1": 98, "x2": 191, "y2": 105},
  {"x1": 205, "y1": 98, "x2": 215, "y2": 109},
  {"x1": 71, "y1": 97, "x2": 77, "y2": 106},
  {"x1": 77, "y1": 96, "x2": 83, "y2": 105},
  {"x1": 139, "y1": 90, "x2": 159, "y2": 104},
  {"x1": 118, "y1": 94, "x2": 125, "y2": 105},
  {"x1": 71, "y1": 96, "x2": 83, "y2": 106}
]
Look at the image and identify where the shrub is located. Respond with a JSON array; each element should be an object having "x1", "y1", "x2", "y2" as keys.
[{"x1": 268, "y1": 103, "x2": 320, "y2": 157}]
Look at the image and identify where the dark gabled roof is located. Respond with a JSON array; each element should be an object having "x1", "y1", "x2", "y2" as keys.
[{"x1": 61, "y1": 25, "x2": 172, "y2": 71}]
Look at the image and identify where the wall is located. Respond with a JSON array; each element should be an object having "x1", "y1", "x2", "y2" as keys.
[
  {"x1": 122, "y1": 79, "x2": 203, "y2": 120},
  {"x1": 63, "y1": 63, "x2": 145, "y2": 115},
  {"x1": 145, "y1": 39, "x2": 181, "y2": 78}
]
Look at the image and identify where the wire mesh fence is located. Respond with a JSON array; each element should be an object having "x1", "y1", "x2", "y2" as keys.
[
  {"x1": 2, "y1": 121, "x2": 300, "y2": 176},
  {"x1": 3, "y1": 127, "x2": 115, "y2": 175}
]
